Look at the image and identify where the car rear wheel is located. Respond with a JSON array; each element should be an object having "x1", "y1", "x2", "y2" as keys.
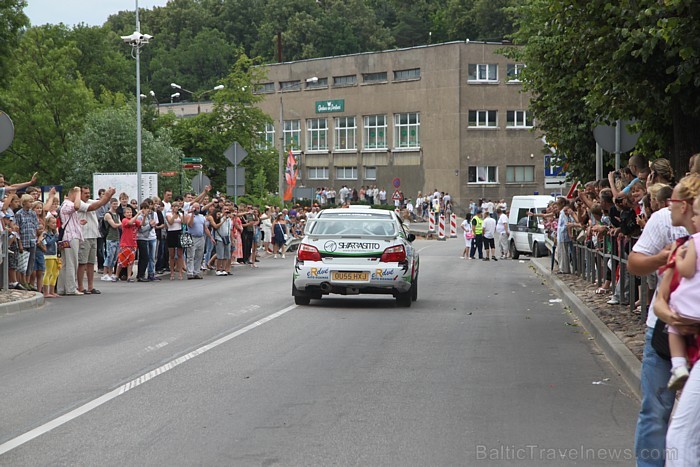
[
  {"x1": 532, "y1": 242, "x2": 540, "y2": 258},
  {"x1": 411, "y1": 276, "x2": 418, "y2": 301},
  {"x1": 396, "y1": 289, "x2": 412, "y2": 307},
  {"x1": 292, "y1": 284, "x2": 311, "y2": 306},
  {"x1": 295, "y1": 295, "x2": 311, "y2": 305},
  {"x1": 510, "y1": 241, "x2": 520, "y2": 259}
]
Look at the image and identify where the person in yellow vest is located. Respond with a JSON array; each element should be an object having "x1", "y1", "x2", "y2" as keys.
[{"x1": 469, "y1": 209, "x2": 484, "y2": 259}]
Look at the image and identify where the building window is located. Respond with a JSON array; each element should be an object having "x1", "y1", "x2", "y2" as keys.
[
  {"x1": 506, "y1": 165, "x2": 535, "y2": 183},
  {"x1": 280, "y1": 80, "x2": 301, "y2": 91},
  {"x1": 333, "y1": 75, "x2": 357, "y2": 87},
  {"x1": 468, "y1": 64, "x2": 498, "y2": 82},
  {"x1": 365, "y1": 166, "x2": 377, "y2": 180},
  {"x1": 506, "y1": 110, "x2": 533, "y2": 128},
  {"x1": 468, "y1": 110, "x2": 498, "y2": 128},
  {"x1": 394, "y1": 112, "x2": 420, "y2": 149},
  {"x1": 468, "y1": 166, "x2": 498, "y2": 184},
  {"x1": 254, "y1": 82, "x2": 275, "y2": 94},
  {"x1": 334, "y1": 117, "x2": 356, "y2": 150},
  {"x1": 306, "y1": 118, "x2": 328, "y2": 151},
  {"x1": 283, "y1": 119, "x2": 301, "y2": 151},
  {"x1": 308, "y1": 167, "x2": 329, "y2": 180},
  {"x1": 394, "y1": 68, "x2": 420, "y2": 81},
  {"x1": 363, "y1": 114, "x2": 387, "y2": 150},
  {"x1": 336, "y1": 167, "x2": 358, "y2": 180},
  {"x1": 306, "y1": 77, "x2": 328, "y2": 89},
  {"x1": 256, "y1": 123, "x2": 275, "y2": 149},
  {"x1": 506, "y1": 63, "x2": 526, "y2": 82},
  {"x1": 363, "y1": 71, "x2": 388, "y2": 83}
]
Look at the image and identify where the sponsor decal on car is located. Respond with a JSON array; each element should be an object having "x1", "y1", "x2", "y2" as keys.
[
  {"x1": 307, "y1": 267, "x2": 330, "y2": 279},
  {"x1": 371, "y1": 268, "x2": 399, "y2": 281}
]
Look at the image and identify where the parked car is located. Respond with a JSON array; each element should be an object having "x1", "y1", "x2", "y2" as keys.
[
  {"x1": 508, "y1": 195, "x2": 554, "y2": 259},
  {"x1": 292, "y1": 207, "x2": 419, "y2": 307}
]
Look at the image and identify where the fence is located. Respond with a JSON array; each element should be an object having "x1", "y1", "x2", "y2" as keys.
[{"x1": 551, "y1": 233, "x2": 650, "y2": 321}]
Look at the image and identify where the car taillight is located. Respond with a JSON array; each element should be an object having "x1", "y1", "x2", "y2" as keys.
[
  {"x1": 297, "y1": 243, "x2": 321, "y2": 261},
  {"x1": 380, "y1": 245, "x2": 406, "y2": 262}
]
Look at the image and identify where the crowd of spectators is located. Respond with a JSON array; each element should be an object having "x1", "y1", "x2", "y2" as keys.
[
  {"x1": 531, "y1": 153, "x2": 700, "y2": 465},
  {"x1": 0, "y1": 181, "x2": 335, "y2": 297}
]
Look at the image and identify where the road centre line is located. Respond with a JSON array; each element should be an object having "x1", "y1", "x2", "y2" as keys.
[{"x1": 0, "y1": 304, "x2": 298, "y2": 456}]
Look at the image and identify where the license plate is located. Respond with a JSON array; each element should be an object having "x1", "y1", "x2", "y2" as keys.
[{"x1": 332, "y1": 271, "x2": 368, "y2": 281}]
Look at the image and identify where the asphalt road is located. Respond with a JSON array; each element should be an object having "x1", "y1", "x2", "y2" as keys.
[{"x1": 0, "y1": 240, "x2": 639, "y2": 466}]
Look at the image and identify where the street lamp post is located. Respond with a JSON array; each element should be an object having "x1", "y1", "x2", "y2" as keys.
[
  {"x1": 121, "y1": 0, "x2": 152, "y2": 206},
  {"x1": 170, "y1": 92, "x2": 180, "y2": 103}
]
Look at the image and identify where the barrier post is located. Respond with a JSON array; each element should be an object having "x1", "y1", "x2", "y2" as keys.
[
  {"x1": 428, "y1": 212, "x2": 435, "y2": 232},
  {"x1": 449, "y1": 213, "x2": 457, "y2": 238},
  {"x1": 438, "y1": 214, "x2": 446, "y2": 241}
]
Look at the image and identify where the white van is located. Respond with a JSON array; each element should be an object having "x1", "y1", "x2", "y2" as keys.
[{"x1": 507, "y1": 195, "x2": 555, "y2": 258}]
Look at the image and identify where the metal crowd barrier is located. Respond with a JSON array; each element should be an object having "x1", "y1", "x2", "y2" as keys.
[{"x1": 566, "y1": 233, "x2": 650, "y2": 321}]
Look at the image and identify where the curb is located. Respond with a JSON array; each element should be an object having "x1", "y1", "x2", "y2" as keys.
[
  {"x1": 530, "y1": 258, "x2": 642, "y2": 401},
  {"x1": 0, "y1": 292, "x2": 45, "y2": 316}
]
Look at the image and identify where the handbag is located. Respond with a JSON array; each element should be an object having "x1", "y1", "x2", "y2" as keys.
[
  {"x1": 465, "y1": 231, "x2": 475, "y2": 240},
  {"x1": 16, "y1": 250, "x2": 30, "y2": 274},
  {"x1": 180, "y1": 226, "x2": 194, "y2": 248}
]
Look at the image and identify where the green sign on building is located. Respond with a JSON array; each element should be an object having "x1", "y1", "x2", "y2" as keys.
[{"x1": 316, "y1": 99, "x2": 345, "y2": 113}]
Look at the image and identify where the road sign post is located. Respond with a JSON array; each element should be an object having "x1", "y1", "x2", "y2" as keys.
[{"x1": 224, "y1": 142, "x2": 248, "y2": 204}]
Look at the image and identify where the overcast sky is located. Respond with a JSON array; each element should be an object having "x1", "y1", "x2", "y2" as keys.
[{"x1": 25, "y1": 0, "x2": 171, "y2": 27}]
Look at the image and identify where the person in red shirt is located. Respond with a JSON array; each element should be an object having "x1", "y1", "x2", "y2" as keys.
[{"x1": 115, "y1": 205, "x2": 141, "y2": 282}]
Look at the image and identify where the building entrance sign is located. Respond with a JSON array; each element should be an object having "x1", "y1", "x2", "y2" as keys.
[{"x1": 315, "y1": 99, "x2": 345, "y2": 113}]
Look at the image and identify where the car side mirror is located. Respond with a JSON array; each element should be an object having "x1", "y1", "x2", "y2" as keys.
[{"x1": 407, "y1": 233, "x2": 416, "y2": 242}]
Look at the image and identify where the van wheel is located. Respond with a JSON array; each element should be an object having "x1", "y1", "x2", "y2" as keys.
[
  {"x1": 532, "y1": 242, "x2": 540, "y2": 258},
  {"x1": 510, "y1": 241, "x2": 520, "y2": 260}
]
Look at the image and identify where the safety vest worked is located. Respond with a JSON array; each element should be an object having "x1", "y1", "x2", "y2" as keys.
[{"x1": 472, "y1": 216, "x2": 483, "y2": 235}]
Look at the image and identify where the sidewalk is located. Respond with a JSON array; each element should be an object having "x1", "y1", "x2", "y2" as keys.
[
  {"x1": 0, "y1": 290, "x2": 45, "y2": 315},
  {"x1": 530, "y1": 257, "x2": 643, "y2": 400}
]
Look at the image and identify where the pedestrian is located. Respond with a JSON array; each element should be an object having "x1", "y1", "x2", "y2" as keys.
[
  {"x1": 482, "y1": 212, "x2": 497, "y2": 261},
  {"x1": 76, "y1": 186, "x2": 115, "y2": 294},
  {"x1": 135, "y1": 200, "x2": 157, "y2": 282},
  {"x1": 185, "y1": 202, "x2": 207, "y2": 279},
  {"x1": 14, "y1": 194, "x2": 39, "y2": 290},
  {"x1": 208, "y1": 206, "x2": 232, "y2": 276},
  {"x1": 628, "y1": 173, "x2": 696, "y2": 466},
  {"x1": 273, "y1": 213, "x2": 287, "y2": 258},
  {"x1": 496, "y1": 208, "x2": 510, "y2": 259},
  {"x1": 469, "y1": 209, "x2": 484, "y2": 260},
  {"x1": 115, "y1": 205, "x2": 140, "y2": 283},
  {"x1": 166, "y1": 200, "x2": 186, "y2": 280},
  {"x1": 42, "y1": 215, "x2": 60, "y2": 298},
  {"x1": 460, "y1": 213, "x2": 474, "y2": 259},
  {"x1": 57, "y1": 187, "x2": 87, "y2": 296},
  {"x1": 101, "y1": 198, "x2": 120, "y2": 281}
]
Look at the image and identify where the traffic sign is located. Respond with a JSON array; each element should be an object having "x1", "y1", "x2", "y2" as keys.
[
  {"x1": 181, "y1": 157, "x2": 202, "y2": 163},
  {"x1": 391, "y1": 190, "x2": 401, "y2": 201},
  {"x1": 159, "y1": 171, "x2": 178, "y2": 177},
  {"x1": 182, "y1": 164, "x2": 203, "y2": 170},
  {"x1": 392, "y1": 178, "x2": 401, "y2": 188}
]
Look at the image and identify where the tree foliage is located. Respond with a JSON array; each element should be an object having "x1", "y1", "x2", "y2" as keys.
[
  {"x1": 67, "y1": 102, "x2": 183, "y2": 193},
  {"x1": 0, "y1": 0, "x2": 28, "y2": 85},
  {"x1": 507, "y1": 0, "x2": 700, "y2": 179}
]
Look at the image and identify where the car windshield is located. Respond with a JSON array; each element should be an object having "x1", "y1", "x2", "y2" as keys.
[{"x1": 307, "y1": 218, "x2": 397, "y2": 236}]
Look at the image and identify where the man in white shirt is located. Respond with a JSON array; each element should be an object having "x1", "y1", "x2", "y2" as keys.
[
  {"x1": 482, "y1": 214, "x2": 497, "y2": 261},
  {"x1": 378, "y1": 188, "x2": 387, "y2": 205},
  {"x1": 628, "y1": 199, "x2": 689, "y2": 465},
  {"x1": 76, "y1": 186, "x2": 115, "y2": 294},
  {"x1": 495, "y1": 208, "x2": 510, "y2": 259},
  {"x1": 406, "y1": 199, "x2": 415, "y2": 221}
]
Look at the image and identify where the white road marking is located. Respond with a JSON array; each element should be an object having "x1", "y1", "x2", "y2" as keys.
[
  {"x1": 0, "y1": 304, "x2": 297, "y2": 456},
  {"x1": 144, "y1": 341, "x2": 170, "y2": 352}
]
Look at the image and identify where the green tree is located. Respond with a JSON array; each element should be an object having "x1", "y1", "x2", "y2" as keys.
[
  {"x1": 67, "y1": 102, "x2": 183, "y2": 193},
  {"x1": 507, "y1": 0, "x2": 700, "y2": 179},
  {"x1": 0, "y1": 25, "x2": 98, "y2": 184},
  {"x1": 0, "y1": 0, "x2": 28, "y2": 85}
]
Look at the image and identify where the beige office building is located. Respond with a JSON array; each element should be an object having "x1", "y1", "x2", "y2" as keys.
[{"x1": 253, "y1": 41, "x2": 549, "y2": 210}]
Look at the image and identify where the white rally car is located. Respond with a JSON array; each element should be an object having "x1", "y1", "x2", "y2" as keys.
[{"x1": 292, "y1": 207, "x2": 419, "y2": 307}]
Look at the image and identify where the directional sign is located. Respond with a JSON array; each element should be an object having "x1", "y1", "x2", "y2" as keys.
[
  {"x1": 159, "y1": 171, "x2": 178, "y2": 177},
  {"x1": 182, "y1": 164, "x2": 203, "y2": 170},
  {"x1": 181, "y1": 157, "x2": 202, "y2": 163}
]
